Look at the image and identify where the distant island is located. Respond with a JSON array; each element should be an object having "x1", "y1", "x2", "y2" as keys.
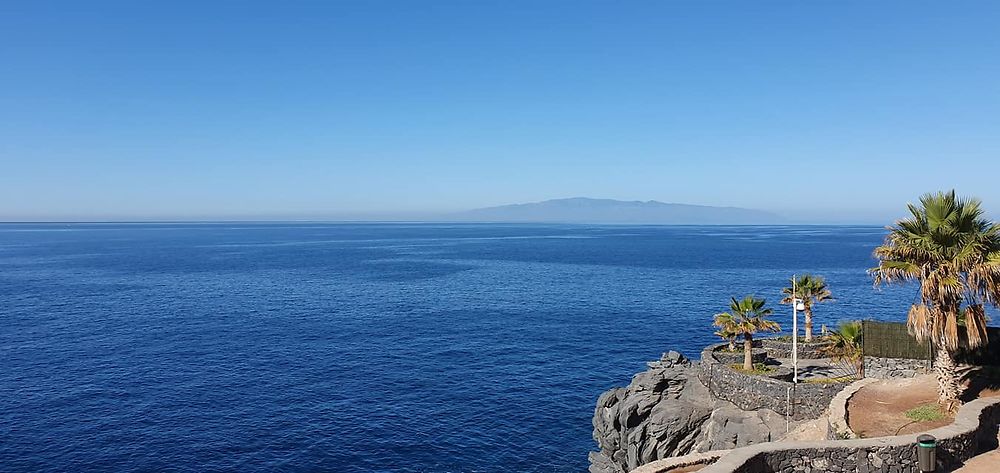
[{"x1": 449, "y1": 197, "x2": 784, "y2": 224}]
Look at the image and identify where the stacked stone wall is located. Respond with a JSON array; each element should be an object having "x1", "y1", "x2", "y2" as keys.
[
  {"x1": 863, "y1": 356, "x2": 931, "y2": 379},
  {"x1": 692, "y1": 398, "x2": 1000, "y2": 473},
  {"x1": 710, "y1": 346, "x2": 767, "y2": 365},
  {"x1": 698, "y1": 345, "x2": 848, "y2": 421},
  {"x1": 759, "y1": 338, "x2": 831, "y2": 360}
]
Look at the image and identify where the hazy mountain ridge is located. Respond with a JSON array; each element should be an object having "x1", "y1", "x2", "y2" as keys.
[{"x1": 452, "y1": 197, "x2": 784, "y2": 224}]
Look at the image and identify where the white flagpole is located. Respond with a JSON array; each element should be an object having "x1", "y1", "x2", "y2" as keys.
[{"x1": 792, "y1": 275, "x2": 798, "y2": 384}]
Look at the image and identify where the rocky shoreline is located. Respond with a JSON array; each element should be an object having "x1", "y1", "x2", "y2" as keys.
[{"x1": 588, "y1": 351, "x2": 799, "y2": 473}]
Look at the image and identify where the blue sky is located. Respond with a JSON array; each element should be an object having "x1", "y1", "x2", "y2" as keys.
[{"x1": 2, "y1": 1, "x2": 999, "y2": 222}]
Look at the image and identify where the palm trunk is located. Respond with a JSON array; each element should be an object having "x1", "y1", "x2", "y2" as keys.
[
  {"x1": 804, "y1": 307, "x2": 813, "y2": 342},
  {"x1": 743, "y1": 335, "x2": 754, "y2": 371},
  {"x1": 934, "y1": 347, "x2": 962, "y2": 410}
]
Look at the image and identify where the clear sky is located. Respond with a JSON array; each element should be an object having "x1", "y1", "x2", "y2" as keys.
[{"x1": 2, "y1": 1, "x2": 999, "y2": 222}]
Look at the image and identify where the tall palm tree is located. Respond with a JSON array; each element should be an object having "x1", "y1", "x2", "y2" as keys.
[
  {"x1": 870, "y1": 190, "x2": 1000, "y2": 409},
  {"x1": 714, "y1": 296, "x2": 781, "y2": 370},
  {"x1": 781, "y1": 275, "x2": 834, "y2": 342},
  {"x1": 822, "y1": 321, "x2": 864, "y2": 378}
]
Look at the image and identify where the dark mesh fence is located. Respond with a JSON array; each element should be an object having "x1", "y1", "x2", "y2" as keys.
[
  {"x1": 861, "y1": 320, "x2": 1000, "y2": 366},
  {"x1": 954, "y1": 326, "x2": 1000, "y2": 366},
  {"x1": 861, "y1": 320, "x2": 932, "y2": 360}
]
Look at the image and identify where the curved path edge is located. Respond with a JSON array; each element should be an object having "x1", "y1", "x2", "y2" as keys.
[
  {"x1": 827, "y1": 378, "x2": 879, "y2": 440},
  {"x1": 629, "y1": 394, "x2": 1000, "y2": 473},
  {"x1": 699, "y1": 396, "x2": 1000, "y2": 473}
]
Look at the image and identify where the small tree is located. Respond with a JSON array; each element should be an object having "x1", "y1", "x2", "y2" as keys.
[
  {"x1": 713, "y1": 313, "x2": 739, "y2": 351},
  {"x1": 714, "y1": 296, "x2": 781, "y2": 370},
  {"x1": 781, "y1": 275, "x2": 834, "y2": 342},
  {"x1": 822, "y1": 321, "x2": 864, "y2": 378}
]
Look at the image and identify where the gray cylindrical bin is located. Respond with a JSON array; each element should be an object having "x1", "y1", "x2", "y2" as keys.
[{"x1": 917, "y1": 434, "x2": 936, "y2": 472}]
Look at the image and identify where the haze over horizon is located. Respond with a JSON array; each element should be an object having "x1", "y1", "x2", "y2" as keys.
[
  {"x1": 3, "y1": 196, "x2": 993, "y2": 225},
  {"x1": 3, "y1": 1, "x2": 999, "y2": 222}
]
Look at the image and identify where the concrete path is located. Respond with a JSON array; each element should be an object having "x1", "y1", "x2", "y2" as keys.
[
  {"x1": 953, "y1": 449, "x2": 1000, "y2": 472},
  {"x1": 771, "y1": 357, "x2": 855, "y2": 380}
]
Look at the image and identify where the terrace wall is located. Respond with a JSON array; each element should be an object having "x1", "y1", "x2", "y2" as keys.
[
  {"x1": 696, "y1": 397, "x2": 1000, "y2": 473},
  {"x1": 759, "y1": 338, "x2": 830, "y2": 360},
  {"x1": 863, "y1": 356, "x2": 931, "y2": 379},
  {"x1": 698, "y1": 344, "x2": 848, "y2": 421}
]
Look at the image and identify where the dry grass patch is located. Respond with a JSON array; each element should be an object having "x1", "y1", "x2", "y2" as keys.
[
  {"x1": 904, "y1": 403, "x2": 946, "y2": 422},
  {"x1": 729, "y1": 363, "x2": 777, "y2": 375},
  {"x1": 803, "y1": 376, "x2": 854, "y2": 384}
]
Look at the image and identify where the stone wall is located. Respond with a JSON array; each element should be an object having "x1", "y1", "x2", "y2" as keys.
[
  {"x1": 698, "y1": 345, "x2": 848, "y2": 421},
  {"x1": 863, "y1": 356, "x2": 931, "y2": 379},
  {"x1": 825, "y1": 379, "x2": 878, "y2": 440},
  {"x1": 710, "y1": 346, "x2": 767, "y2": 365},
  {"x1": 690, "y1": 397, "x2": 1000, "y2": 473},
  {"x1": 630, "y1": 450, "x2": 729, "y2": 473},
  {"x1": 760, "y1": 338, "x2": 831, "y2": 360}
]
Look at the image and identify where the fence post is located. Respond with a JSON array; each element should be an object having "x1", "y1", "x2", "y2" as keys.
[
  {"x1": 861, "y1": 320, "x2": 867, "y2": 376},
  {"x1": 785, "y1": 385, "x2": 791, "y2": 432}
]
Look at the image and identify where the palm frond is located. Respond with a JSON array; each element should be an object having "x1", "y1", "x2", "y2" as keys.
[{"x1": 876, "y1": 190, "x2": 1000, "y2": 353}]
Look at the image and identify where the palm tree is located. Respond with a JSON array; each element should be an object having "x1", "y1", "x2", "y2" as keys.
[
  {"x1": 781, "y1": 275, "x2": 834, "y2": 342},
  {"x1": 714, "y1": 296, "x2": 781, "y2": 370},
  {"x1": 870, "y1": 190, "x2": 1000, "y2": 409},
  {"x1": 822, "y1": 321, "x2": 864, "y2": 378},
  {"x1": 713, "y1": 313, "x2": 739, "y2": 351}
]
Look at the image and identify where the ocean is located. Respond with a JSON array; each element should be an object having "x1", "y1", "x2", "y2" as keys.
[{"x1": 0, "y1": 223, "x2": 913, "y2": 472}]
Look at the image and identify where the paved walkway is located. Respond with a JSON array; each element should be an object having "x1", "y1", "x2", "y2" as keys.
[
  {"x1": 953, "y1": 449, "x2": 1000, "y2": 472},
  {"x1": 771, "y1": 357, "x2": 854, "y2": 380}
]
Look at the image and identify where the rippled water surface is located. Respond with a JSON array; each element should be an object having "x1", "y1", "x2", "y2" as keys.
[{"x1": 0, "y1": 224, "x2": 912, "y2": 472}]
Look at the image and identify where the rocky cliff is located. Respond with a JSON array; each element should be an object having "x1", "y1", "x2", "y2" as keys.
[{"x1": 588, "y1": 351, "x2": 793, "y2": 473}]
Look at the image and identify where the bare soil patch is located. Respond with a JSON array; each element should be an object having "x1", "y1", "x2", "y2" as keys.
[{"x1": 847, "y1": 373, "x2": 1000, "y2": 438}]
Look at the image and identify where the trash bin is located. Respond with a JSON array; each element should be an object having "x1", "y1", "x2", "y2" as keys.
[{"x1": 917, "y1": 434, "x2": 936, "y2": 472}]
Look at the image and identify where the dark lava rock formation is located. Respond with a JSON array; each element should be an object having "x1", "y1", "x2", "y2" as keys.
[{"x1": 588, "y1": 351, "x2": 791, "y2": 473}]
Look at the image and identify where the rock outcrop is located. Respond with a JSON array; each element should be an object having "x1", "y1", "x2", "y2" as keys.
[{"x1": 588, "y1": 352, "x2": 793, "y2": 473}]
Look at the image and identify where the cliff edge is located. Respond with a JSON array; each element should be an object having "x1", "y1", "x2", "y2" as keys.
[{"x1": 588, "y1": 351, "x2": 794, "y2": 473}]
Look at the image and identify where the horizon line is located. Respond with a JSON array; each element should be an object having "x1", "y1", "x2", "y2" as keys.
[{"x1": 0, "y1": 219, "x2": 891, "y2": 227}]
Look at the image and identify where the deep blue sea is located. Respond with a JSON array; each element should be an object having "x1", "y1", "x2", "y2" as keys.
[{"x1": 0, "y1": 224, "x2": 914, "y2": 473}]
